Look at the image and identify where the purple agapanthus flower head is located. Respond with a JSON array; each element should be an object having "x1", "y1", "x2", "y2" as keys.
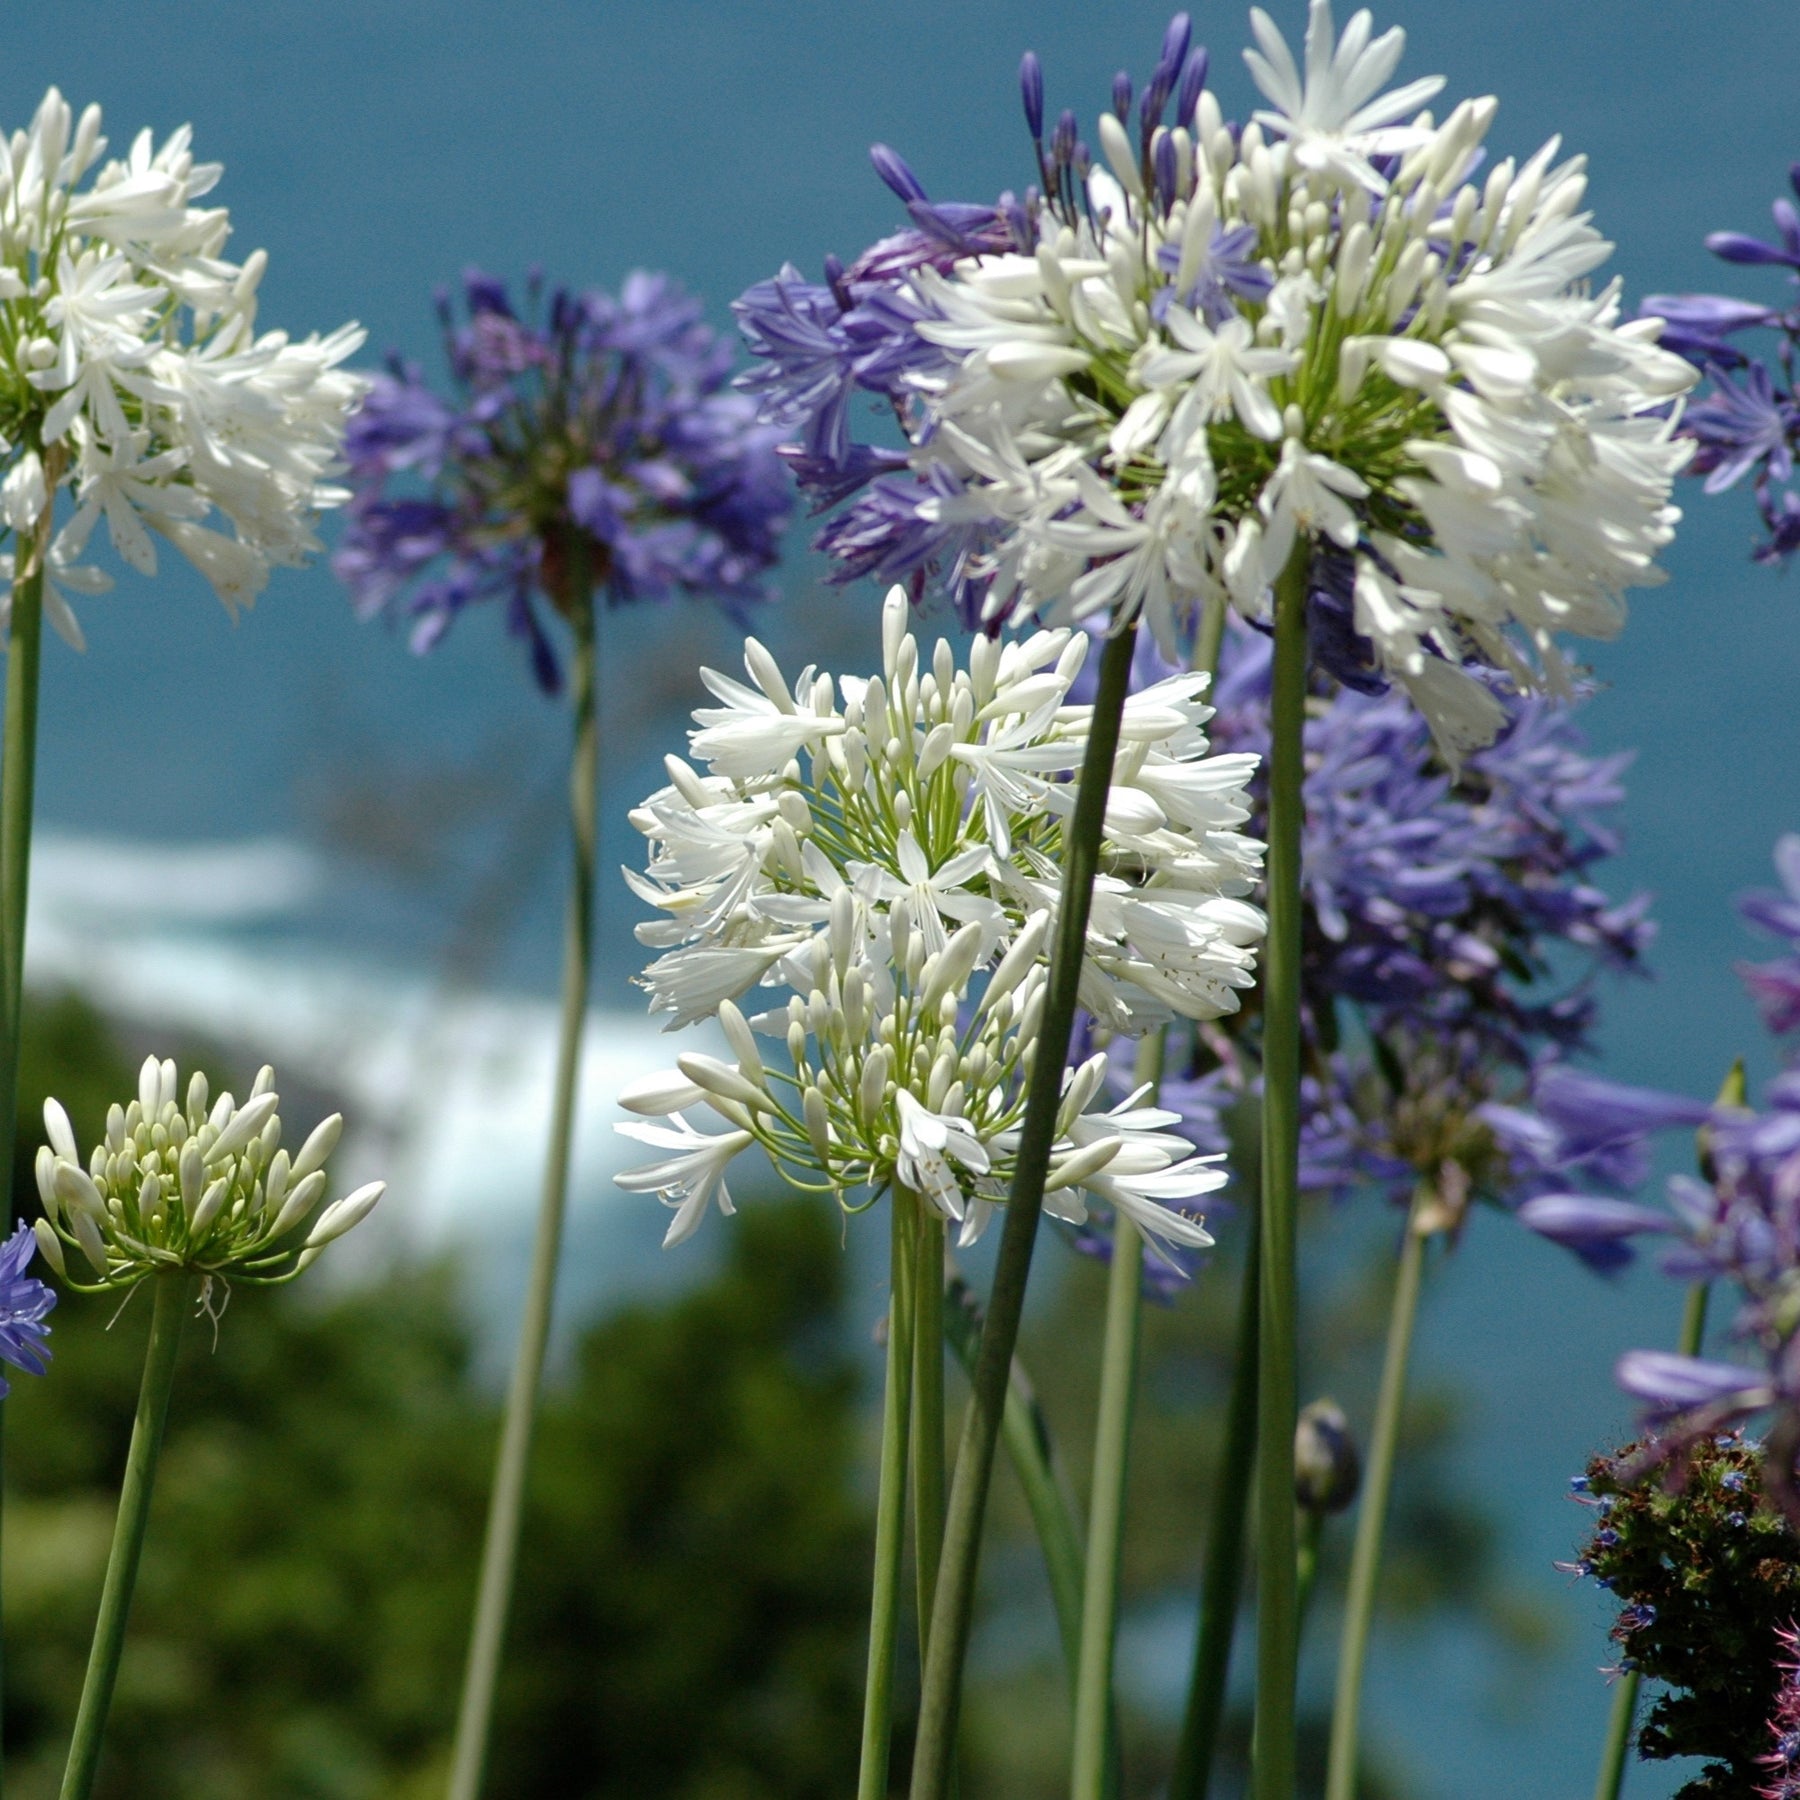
[
  {"x1": 1642, "y1": 160, "x2": 1800, "y2": 567},
  {"x1": 0, "y1": 1223, "x2": 53, "y2": 1396},
  {"x1": 335, "y1": 269, "x2": 791, "y2": 693}
]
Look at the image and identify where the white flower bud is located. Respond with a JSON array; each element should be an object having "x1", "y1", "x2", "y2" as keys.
[
  {"x1": 289, "y1": 1113, "x2": 343, "y2": 1184},
  {"x1": 301, "y1": 1182, "x2": 385, "y2": 1250},
  {"x1": 189, "y1": 1177, "x2": 230, "y2": 1239},
  {"x1": 33, "y1": 1217, "x2": 66, "y2": 1278}
]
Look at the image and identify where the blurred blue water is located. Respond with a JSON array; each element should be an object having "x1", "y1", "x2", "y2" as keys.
[{"x1": 10, "y1": 2, "x2": 1800, "y2": 1793}]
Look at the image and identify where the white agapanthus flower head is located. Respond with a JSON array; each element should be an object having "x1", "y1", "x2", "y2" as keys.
[
  {"x1": 34, "y1": 1055, "x2": 383, "y2": 1295},
  {"x1": 0, "y1": 88, "x2": 367, "y2": 645},
  {"x1": 887, "y1": 0, "x2": 1696, "y2": 755},
  {"x1": 615, "y1": 585, "x2": 1267, "y2": 1261}
]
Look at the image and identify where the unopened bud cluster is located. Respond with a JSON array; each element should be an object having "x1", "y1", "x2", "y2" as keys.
[
  {"x1": 34, "y1": 1054, "x2": 383, "y2": 1293},
  {"x1": 617, "y1": 586, "x2": 1266, "y2": 1260}
]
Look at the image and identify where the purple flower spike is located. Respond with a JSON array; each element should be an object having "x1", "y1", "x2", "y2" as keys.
[
  {"x1": 0, "y1": 1224, "x2": 53, "y2": 1396},
  {"x1": 337, "y1": 270, "x2": 788, "y2": 690},
  {"x1": 1020, "y1": 51, "x2": 1044, "y2": 140}
]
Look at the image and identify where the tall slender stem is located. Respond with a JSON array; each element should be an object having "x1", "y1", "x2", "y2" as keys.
[
  {"x1": 860, "y1": 1188, "x2": 917, "y2": 1800},
  {"x1": 2, "y1": 472, "x2": 59, "y2": 1796},
  {"x1": 447, "y1": 586, "x2": 598, "y2": 1800},
  {"x1": 1254, "y1": 544, "x2": 1311, "y2": 1800},
  {"x1": 1170, "y1": 1196, "x2": 1261, "y2": 1800},
  {"x1": 1071, "y1": 1211, "x2": 1144, "y2": 1800},
  {"x1": 60, "y1": 1273, "x2": 189, "y2": 1800},
  {"x1": 1323, "y1": 1193, "x2": 1429, "y2": 1800},
  {"x1": 909, "y1": 621, "x2": 1140, "y2": 1800},
  {"x1": 1590, "y1": 1280, "x2": 1711, "y2": 1800},
  {"x1": 913, "y1": 1205, "x2": 946, "y2": 1666}
]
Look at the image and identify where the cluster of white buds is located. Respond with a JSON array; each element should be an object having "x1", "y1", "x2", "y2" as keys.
[
  {"x1": 33, "y1": 1055, "x2": 383, "y2": 1294},
  {"x1": 616, "y1": 586, "x2": 1266, "y2": 1262},
  {"x1": 0, "y1": 87, "x2": 366, "y2": 646},
  {"x1": 902, "y1": 0, "x2": 1695, "y2": 756}
]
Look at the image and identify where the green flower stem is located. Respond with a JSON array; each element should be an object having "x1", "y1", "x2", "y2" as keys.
[
  {"x1": 942, "y1": 1269, "x2": 1120, "y2": 1800},
  {"x1": 60, "y1": 1273, "x2": 190, "y2": 1800},
  {"x1": 860, "y1": 1187, "x2": 917, "y2": 1800},
  {"x1": 1070, "y1": 1209, "x2": 1144, "y2": 1800},
  {"x1": 1070, "y1": 1028, "x2": 1162, "y2": 1800},
  {"x1": 1295, "y1": 1508, "x2": 1324, "y2": 1629},
  {"x1": 446, "y1": 586, "x2": 597, "y2": 1800},
  {"x1": 1254, "y1": 542, "x2": 1312, "y2": 1800},
  {"x1": 2, "y1": 478, "x2": 59, "y2": 1797},
  {"x1": 1590, "y1": 1279, "x2": 1711, "y2": 1800},
  {"x1": 1193, "y1": 592, "x2": 1228, "y2": 694},
  {"x1": 914, "y1": 1205, "x2": 947, "y2": 1665},
  {"x1": 909, "y1": 619, "x2": 1140, "y2": 1800},
  {"x1": 1169, "y1": 1196, "x2": 1261, "y2": 1800},
  {"x1": 1323, "y1": 1191, "x2": 1430, "y2": 1800}
]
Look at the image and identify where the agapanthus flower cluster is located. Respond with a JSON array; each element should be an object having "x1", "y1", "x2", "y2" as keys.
[
  {"x1": 615, "y1": 587, "x2": 1266, "y2": 1262},
  {"x1": 0, "y1": 87, "x2": 366, "y2": 644},
  {"x1": 736, "y1": 2, "x2": 1694, "y2": 755},
  {"x1": 335, "y1": 267, "x2": 790, "y2": 692},
  {"x1": 1562, "y1": 1434, "x2": 1800, "y2": 1799},
  {"x1": 1642, "y1": 165, "x2": 1800, "y2": 566},
  {"x1": 33, "y1": 1055, "x2": 384, "y2": 1294},
  {"x1": 1088, "y1": 621, "x2": 1664, "y2": 1248},
  {"x1": 0, "y1": 1222, "x2": 53, "y2": 1394},
  {"x1": 1521, "y1": 838, "x2": 1800, "y2": 1519}
]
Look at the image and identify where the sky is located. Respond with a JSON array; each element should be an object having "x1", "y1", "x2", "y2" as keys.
[{"x1": 8, "y1": 1, "x2": 1800, "y2": 1793}]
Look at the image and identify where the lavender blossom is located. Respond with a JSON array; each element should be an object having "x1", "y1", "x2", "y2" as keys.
[
  {"x1": 336, "y1": 270, "x2": 790, "y2": 691},
  {"x1": 0, "y1": 1222, "x2": 52, "y2": 1395},
  {"x1": 1643, "y1": 162, "x2": 1800, "y2": 566}
]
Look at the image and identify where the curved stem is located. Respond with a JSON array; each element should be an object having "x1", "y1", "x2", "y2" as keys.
[
  {"x1": 446, "y1": 589, "x2": 598, "y2": 1800},
  {"x1": 59, "y1": 1273, "x2": 189, "y2": 1800},
  {"x1": 860, "y1": 1188, "x2": 917, "y2": 1800},
  {"x1": 913, "y1": 1205, "x2": 946, "y2": 1667},
  {"x1": 1169, "y1": 1196, "x2": 1261, "y2": 1800},
  {"x1": 909, "y1": 621, "x2": 1140, "y2": 1800},
  {"x1": 1071, "y1": 1210, "x2": 1144, "y2": 1800},
  {"x1": 1590, "y1": 1280, "x2": 1710, "y2": 1800},
  {"x1": 1323, "y1": 1194, "x2": 1429, "y2": 1800},
  {"x1": 1254, "y1": 544, "x2": 1311, "y2": 1800}
]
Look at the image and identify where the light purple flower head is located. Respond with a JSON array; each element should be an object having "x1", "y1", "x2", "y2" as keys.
[
  {"x1": 335, "y1": 269, "x2": 790, "y2": 693},
  {"x1": 0, "y1": 1223, "x2": 53, "y2": 1396}
]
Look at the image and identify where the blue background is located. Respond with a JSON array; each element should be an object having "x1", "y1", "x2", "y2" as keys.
[{"x1": 10, "y1": 2, "x2": 1800, "y2": 1793}]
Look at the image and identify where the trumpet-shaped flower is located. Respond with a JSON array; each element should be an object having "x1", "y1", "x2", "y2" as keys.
[
  {"x1": 34, "y1": 1055, "x2": 383, "y2": 1294},
  {"x1": 0, "y1": 1222, "x2": 53, "y2": 1395},
  {"x1": 0, "y1": 89, "x2": 366, "y2": 640},
  {"x1": 616, "y1": 586, "x2": 1265, "y2": 1261},
  {"x1": 736, "y1": 6, "x2": 1694, "y2": 756}
]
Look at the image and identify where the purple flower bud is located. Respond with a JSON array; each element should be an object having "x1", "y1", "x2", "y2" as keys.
[
  {"x1": 1615, "y1": 1350, "x2": 1767, "y2": 1413},
  {"x1": 1052, "y1": 108, "x2": 1078, "y2": 167},
  {"x1": 1518, "y1": 1194, "x2": 1672, "y2": 1272},
  {"x1": 1020, "y1": 50, "x2": 1044, "y2": 140},
  {"x1": 1159, "y1": 12, "x2": 1193, "y2": 77},
  {"x1": 869, "y1": 143, "x2": 928, "y2": 205},
  {"x1": 1176, "y1": 47, "x2": 1210, "y2": 125},
  {"x1": 1111, "y1": 70, "x2": 1133, "y2": 124},
  {"x1": 1707, "y1": 229, "x2": 1800, "y2": 268},
  {"x1": 1153, "y1": 131, "x2": 1179, "y2": 212}
]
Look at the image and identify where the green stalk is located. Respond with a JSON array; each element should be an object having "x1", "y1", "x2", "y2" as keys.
[
  {"x1": 59, "y1": 1273, "x2": 189, "y2": 1800},
  {"x1": 941, "y1": 1270, "x2": 1120, "y2": 1800},
  {"x1": 1169, "y1": 1199, "x2": 1261, "y2": 1800},
  {"x1": 860, "y1": 1187, "x2": 917, "y2": 1800},
  {"x1": 2, "y1": 477, "x2": 58, "y2": 1795},
  {"x1": 914, "y1": 1204, "x2": 946, "y2": 1664},
  {"x1": 446, "y1": 586, "x2": 598, "y2": 1800},
  {"x1": 1323, "y1": 1192, "x2": 1430, "y2": 1800},
  {"x1": 1590, "y1": 1280, "x2": 1711, "y2": 1800},
  {"x1": 1254, "y1": 544, "x2": 1312, "y2": 1800},
  {"x1": 1295, "y1": 1509, "x2": 1324, "y2": 1629},
  {"x1": 1070, "y1": 1210, "x2": 1144, "y2": 1800},
  {"x1": 909, "y1": 621, "x2": 1140, "y2": 1800}
]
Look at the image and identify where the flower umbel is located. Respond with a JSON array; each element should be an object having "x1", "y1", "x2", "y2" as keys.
[
  {"x1": 737, "y1": 3, "x2": 1695, "y2": 756},
  {"x1": 617, "y1": 586, "x2": 1265, "y2": 1263},
  {"x1": 335, "y1": 268, "x2": 790, "y2": 691},
  {"x1": 34, "y1": 1055, "x2": 383, "y2": 1294},
  {"x1": 0, "y1": 88, "x2": 367, "y2": 639}
]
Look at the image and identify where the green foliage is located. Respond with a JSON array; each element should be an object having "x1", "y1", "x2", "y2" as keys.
[
  {"x1": 3, "y1": 983, "x2": 869, "y2": 1799},
  {"x1": 1581, "y1": 1431, "x2": 1800, "y2": 1798}
]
